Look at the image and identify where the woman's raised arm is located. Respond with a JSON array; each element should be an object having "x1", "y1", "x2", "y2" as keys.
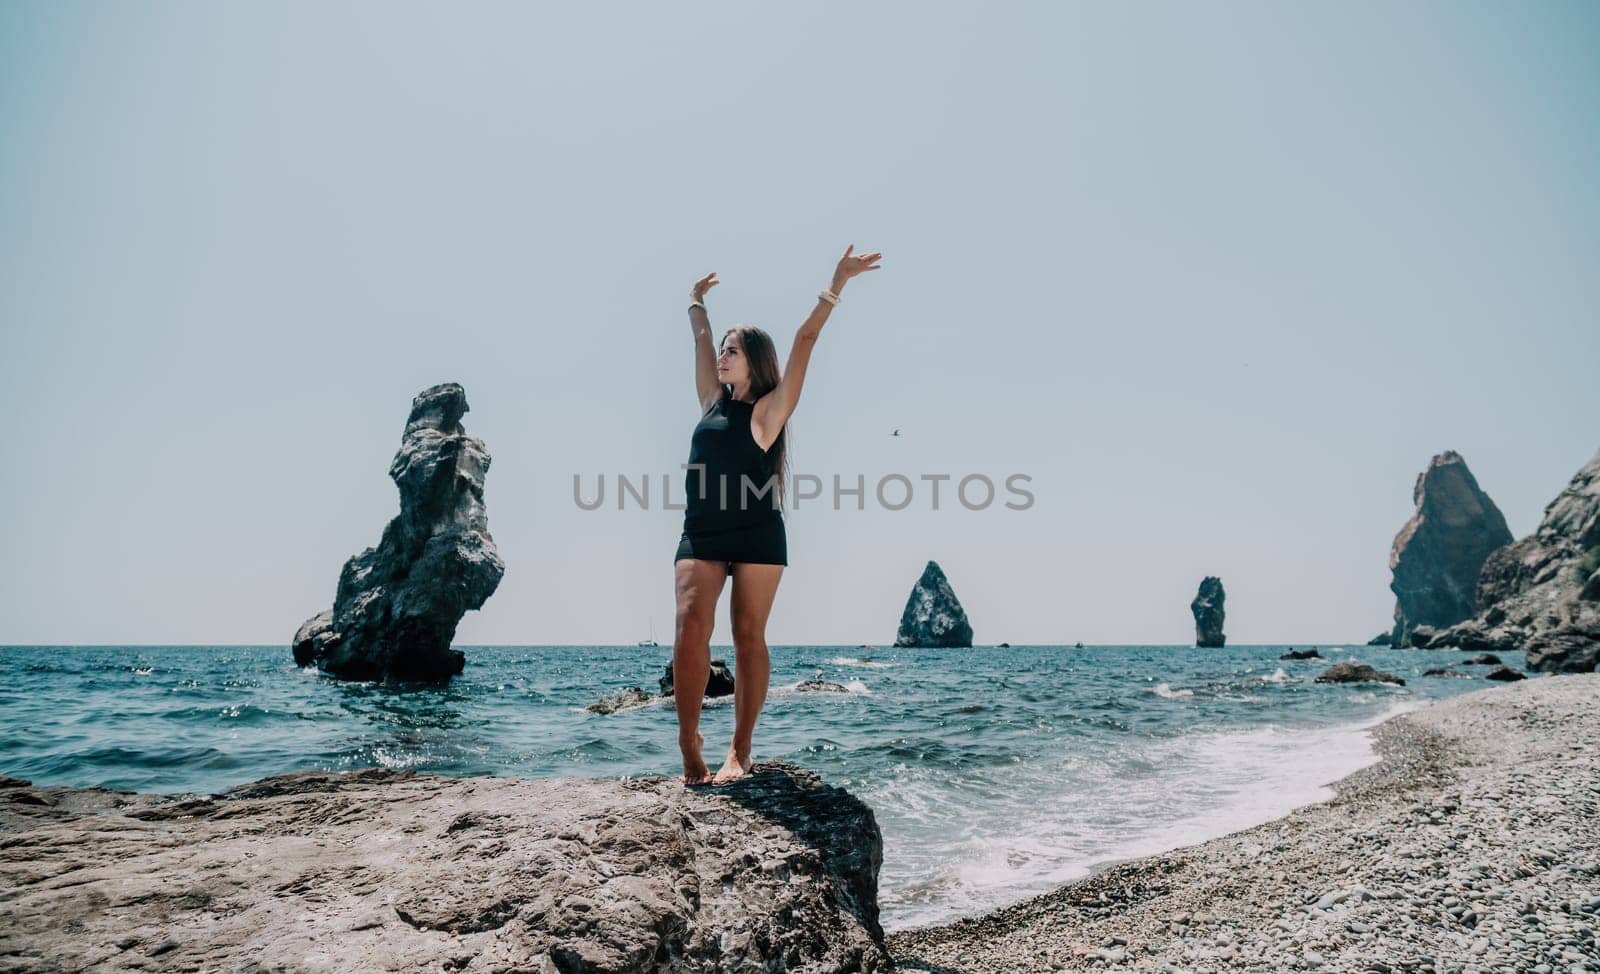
[
  {"x1": 752, "y1": 245, "x2": 882, "y2": 447},
  {"x1": 689, "y1": 272, "x2": 721, "y2": 411}
]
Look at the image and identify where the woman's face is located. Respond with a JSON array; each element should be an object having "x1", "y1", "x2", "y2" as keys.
[{"x1": 716, "y1": 335, "x2": 748, "y2": 387}]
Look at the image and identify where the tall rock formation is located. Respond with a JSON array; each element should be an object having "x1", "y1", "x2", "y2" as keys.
[
  {"x1": 293, "y1": 383, "x2": 504, "y2": 682},
  {"x1": 1387, "y1": 451, "x2": 1513, "y2": 647},
  {"x1": 894, "y1": 561, "x2": 973, "y2": 647},
  {"x1": 1414, "y1": 449, "x2": 1600, "y2": 673},
  {"x1": 1191, "y1": 576, "x2": 1226, "y2": 647}
]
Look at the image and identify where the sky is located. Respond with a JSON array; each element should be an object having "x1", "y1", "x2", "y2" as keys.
[{"x1": 1, "y1": 1, "x2": 1596, "y2": 647}]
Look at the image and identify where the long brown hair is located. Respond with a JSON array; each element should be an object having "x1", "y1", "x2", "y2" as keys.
[{"x1": 721, "y1": 324, "x2": 790, "y2": 512}]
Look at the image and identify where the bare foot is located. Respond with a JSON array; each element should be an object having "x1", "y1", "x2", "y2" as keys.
[
  {"x1": 712, "y1": 749, "x2": 753, "y2": 785},
  {"x1": 681, "y1": 732, "x2": 712, "y2": 786}
]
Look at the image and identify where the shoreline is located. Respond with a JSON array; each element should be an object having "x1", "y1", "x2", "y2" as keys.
[
  {"x1": 881, "y1": 694, "x2": 1432, "y2": 933},
  {"x1": 889, "y1": 673, "x2": 1600, "y2": 973}
]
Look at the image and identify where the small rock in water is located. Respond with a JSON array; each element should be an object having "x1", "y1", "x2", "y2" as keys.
[
  {"x1": 660, "y1": 659, "x2": 736, "y2": 697},
  {"x1": 1315, "y1": 661, "x2": 1405, "y2": 686},
  {"x1": 585, "y1": 686, "x2": 654, "y2": 714},
  {"x1": 794, "y1": 679, "x2": 850, "y2": 694}
]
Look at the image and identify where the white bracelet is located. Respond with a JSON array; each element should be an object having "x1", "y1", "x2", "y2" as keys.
[
  {"x1": 818, "y1": 288, "x2": 841, "y2": 306},
  {"x1": 689, "y1": 298, "x2": 706, "y2": 310}
]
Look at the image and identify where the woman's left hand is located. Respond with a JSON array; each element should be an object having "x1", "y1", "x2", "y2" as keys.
[{"x1": 832, "y1": 244, "x2": 883, "y2": 290}]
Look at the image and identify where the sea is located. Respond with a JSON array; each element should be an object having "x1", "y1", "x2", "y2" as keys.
[{"x1": 0, "y1": 643, "x2": 1528, "y2": 931}]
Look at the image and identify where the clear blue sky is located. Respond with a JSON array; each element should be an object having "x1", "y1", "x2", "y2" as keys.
[{"x1": 2, "y1": 2, "x2": 1596, "y2": 646}]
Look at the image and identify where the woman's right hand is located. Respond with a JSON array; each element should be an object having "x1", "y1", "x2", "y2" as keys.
[{"x1": 692, "y1": 271, "x2": 719, "y2": 303}]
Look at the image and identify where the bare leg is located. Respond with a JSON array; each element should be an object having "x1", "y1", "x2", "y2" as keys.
[
  {"x1": 673, "y1": 558, "x2": 727, "y2": 785},
  {"x1": 715, "y1": 562, "x2": 783, "y2": 784}
]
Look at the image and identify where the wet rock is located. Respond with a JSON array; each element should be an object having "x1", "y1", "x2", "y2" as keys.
[
  {"x1": 795, "y1": 680, "x2": 851, "y2": 694},
  {"x1": 1387, "y1": 451, "x2": 1513, "y2": 647},
  {"x1": 1315, "y1": 661, "x2": 1406, "y2": 686},
  {"x1": 1282, "y1": 649, "x2": 1323, "y2": 660},
  {"x1": 1485, "y1": 666, "x2": 1527, "y2": 682},
  {"x1": 292, "y1": 383, "x2": 504, "y2": 683},
  {"x1": 893, "y1": 561, "x2": 974, "y2": 648},
  {"x1": 1191, "y1": 576, "x2": 1227, "y2": 648},
  {"x1": 1463, "y1": 653, "x2": 1503, "y2": 666},
  {"x1": 586, "y1": 687, "x2": 655, "y2": 714},
  {"x1": 1423, "y1": 667, "x2": 1470, "y2": 678},
  {"x1": 659, "y1": 659, "x2": 736, "y2": 698}
]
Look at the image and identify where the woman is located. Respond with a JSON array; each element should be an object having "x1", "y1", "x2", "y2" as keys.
[{"x1": 673, "y1": 244, "x2": 883, "y2": 786}]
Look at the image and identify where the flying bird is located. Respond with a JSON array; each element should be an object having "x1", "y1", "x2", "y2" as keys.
[{"x1": 891, "y1": 428, "x2": 901, "y2": 437}]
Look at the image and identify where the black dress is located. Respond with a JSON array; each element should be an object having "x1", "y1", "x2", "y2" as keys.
[{"x1": 674, "y1": 387, "x2": 787, "y2": 574}]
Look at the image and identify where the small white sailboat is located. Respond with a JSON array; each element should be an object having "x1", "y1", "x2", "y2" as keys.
[{"x1": 637, "y1": 614, "x2": 659, "y2": 647}]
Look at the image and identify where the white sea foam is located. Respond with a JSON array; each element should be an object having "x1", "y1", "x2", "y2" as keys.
[
  {"x1": 874, "y1": 697, "x2": 1428, "y2": 931},
  {"x1": 1256, "y1": 667, "x2": 1292, "y2": 684},
  {"x1": 1151, "y1": 683, "x2": 1195, "y2": 699},
  {"x1": 823, "y1": 656, "x2": 895, "y2": 669}
]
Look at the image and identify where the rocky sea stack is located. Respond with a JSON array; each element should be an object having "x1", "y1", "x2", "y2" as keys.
[
  {"x1": 292, "y1": 383, "x2": 504, "y2": 683},
  {"x1": 1387, "y1": 451, "x2": 1513, "y2": 648},
  {"x1": 1414, "y1": 449, "x2": 1600, "y2": 673},
  {"x1": 0, "y1": 764, "x2": 888, "y2": 972},
  {"x1": 894, "y1": 560, "x2": 973, "y2": 647},
  {"x1": 1191, "y1": 576, "x2": 1226, "y2": 647}
]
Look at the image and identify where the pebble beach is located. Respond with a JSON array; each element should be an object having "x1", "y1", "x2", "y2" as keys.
[{"x1": 890, "y1": 672, "x2": 1600, "y2": 973}]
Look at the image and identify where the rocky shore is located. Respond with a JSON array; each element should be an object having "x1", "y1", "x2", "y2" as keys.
[
  {"x1": 0, "y1": 764, "x2": 887, "y2": 973},
  {"x1": 5, "y1": 677, "x2": 1597, "y2": 973},
  {"x1": 891, "y1": 673, "x2": 1600, "y2": 973}
]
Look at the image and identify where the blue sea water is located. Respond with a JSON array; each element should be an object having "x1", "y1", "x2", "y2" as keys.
[{"x1": 0, "y1": 643, "x2": 1530, "y2": 930}]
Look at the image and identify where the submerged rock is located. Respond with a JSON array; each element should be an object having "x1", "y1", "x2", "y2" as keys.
[
  {"x1": 1462, "y1": 653, "x2": 1503, "y2": 666},
  {"x1": 659, "y1": 659, "x2": 736, "y2": 698},
  {"x1": 1426, "y1": 449, "x2": 1600, "y2": 673},
  {"x1": 1423, "y1": 667, "x2": 1470, "y2": 678},
  {"x1": 795, "y1": 680, "x2": 850, "y2": 694},
  {"x1": 894, "y1": 561, "x2": 974, "y2": 648},
  {"x1": 292, "y1": 383, "x2": 504, "y2": 683},
  {"x1": 1190, "y1": 576, "x2": 1226, "y2": 648},
  {"x1": 1387, "y1": 451, "x2": 1513, "y2": 648},
  {"x1": 0, "y1": 764, "x2": 888, "y2": 972},
  {"x1": 1315, "y1": 661, "x2": 1406, "y2": 686},
  {"x1": 1485, "y1": 665, "x2": 1527, "y2": 682},
  {"x1": 586, "y1": 687, "x2": 654, "y2": 715},
  {"x1": 1281, "y1": 649, "x2": 1323, "y2": 660}
]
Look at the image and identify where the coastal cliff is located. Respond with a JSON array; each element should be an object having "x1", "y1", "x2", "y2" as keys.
[
  {"x1": 1413, "y1": 449, "x2": 1600, "y2": 672},
  {"x1": 1386, "y1": 451, "x2": 1513, "y2": 648}
]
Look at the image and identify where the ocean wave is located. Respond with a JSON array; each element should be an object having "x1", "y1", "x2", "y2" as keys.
[
  {"x1": 160, "y1": 704, "x2": 284, "y2": 727},
  {"x1": 1151, "y1": 683, "x2": 1195, "y2": 699},
  {"x1": 878, "y1": 696, "x2": 1427, "y2": 930},
  {"x1": 823, "y1": 656, "x2": 894, "y2": 668}
]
